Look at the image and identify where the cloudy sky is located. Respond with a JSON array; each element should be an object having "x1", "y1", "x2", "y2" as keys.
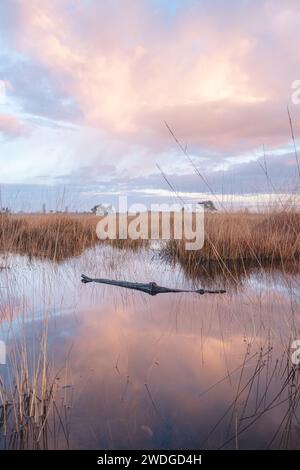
[{"x1": 0, "y1": 0, "x2": 300, "y2": 211}]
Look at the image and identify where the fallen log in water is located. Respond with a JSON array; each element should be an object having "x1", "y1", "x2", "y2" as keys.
[{"x1": 81, "y1": 274, "x2": 226, "y2": 296}]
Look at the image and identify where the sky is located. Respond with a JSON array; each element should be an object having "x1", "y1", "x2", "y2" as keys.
[{"x1": 0, "y1": 0, "x2": 300, "y2": 211}]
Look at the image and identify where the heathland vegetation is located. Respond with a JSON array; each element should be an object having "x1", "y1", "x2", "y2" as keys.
[{"x1": 1, "y1": 209, "x2": 299, "y2": 268}]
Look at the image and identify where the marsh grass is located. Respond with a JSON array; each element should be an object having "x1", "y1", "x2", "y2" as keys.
[
  {"x1": 164, "y1": 209, "x2": 300, "y2": 282},
  {"x1": 0, "y1": 214, "x2": 99, "y2": 262},
  {"x1": 0, "y1": 213, "x2": 150, "y2": 262},
  {"x1": 0, "y1": 327, "x2": 71, "y2": 450},
  {"x1": 200, "y1": 345, "x2": 300, "y2": 449},
  {"x1": 1, "y1": 209, "x2": 300, "y2": 267}
]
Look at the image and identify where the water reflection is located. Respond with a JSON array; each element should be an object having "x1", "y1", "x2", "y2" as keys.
[{"x1": 1, "y1": 246, "x2": 300, "y2": 449}]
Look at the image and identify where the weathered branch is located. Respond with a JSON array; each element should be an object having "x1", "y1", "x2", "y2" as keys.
[{"x1": 81, "y1": 274, "x2": 226, "y2": 296}]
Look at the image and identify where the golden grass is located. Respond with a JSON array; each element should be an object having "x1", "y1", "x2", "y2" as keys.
[
  {"x1": 0, "y1": 213, "x2": 98, "y2": 261},
  {"x1": 1, "y1": 210, "x2": 300, "y2": 268},
  {"x1": 0, "y1": 213, "x2": 147, "y2": 262},
  {"x1": 164, "y1": 209, "x2": 300, "y2": 274},
  {"x1": 0, "y1": 319, "x2": 71, "y2": 449}
]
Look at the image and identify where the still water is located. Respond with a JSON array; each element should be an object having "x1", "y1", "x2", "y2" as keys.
[{"x1": 1, "y1": 246, "x2": 300, "y2": 449}]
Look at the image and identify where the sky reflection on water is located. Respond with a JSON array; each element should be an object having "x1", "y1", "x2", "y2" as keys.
[{"x1": 1, "y1": 247, "x2": 300, "y2": 449}]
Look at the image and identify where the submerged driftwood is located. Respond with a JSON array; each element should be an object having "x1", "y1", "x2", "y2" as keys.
[{"x1": 81, "y1": 274, "x2": 226, "y2": 296}]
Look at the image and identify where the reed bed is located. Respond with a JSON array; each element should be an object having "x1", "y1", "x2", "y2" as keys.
[
  {"x1": 165, "y1": 209, "x2": 300, "y2": 275},
  {"x1": 1, "y1": 210, "x2": 300, "y2": 268},
  {"x1": 0, "y1": 213, "x2": 98, "y2": 262},
  {"x1": 0, "y1": 324, "x2": 71, "y2": 450},
  {"x1": 0, "y1": 213, "x2": 147, "y2": 262}
]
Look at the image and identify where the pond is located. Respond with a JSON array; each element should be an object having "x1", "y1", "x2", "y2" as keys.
[{"x1": 0, "y1": 245, "x2": 300, "y2": 449}]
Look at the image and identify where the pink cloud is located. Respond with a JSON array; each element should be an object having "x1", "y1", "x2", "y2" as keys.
[{"x1": 4, "y1": 0, "x2": 300, "y2": 154}]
